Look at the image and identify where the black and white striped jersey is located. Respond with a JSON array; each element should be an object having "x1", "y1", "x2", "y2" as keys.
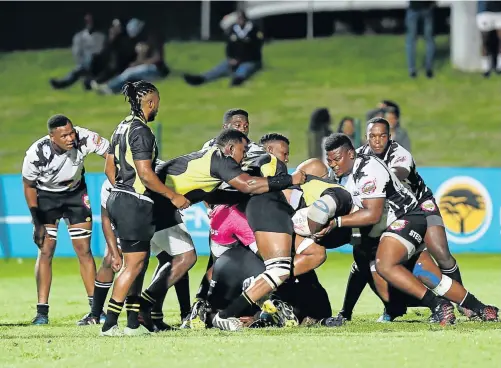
[
  {"x1": 357, "y1": 141, "x2": 433, "y2": 203},
  {"x1": 339, "y1": 153, "x2": 419, "y2": 228},
  {"x1": 22, "y1": 127, "x2": 109, "y2": 192}
]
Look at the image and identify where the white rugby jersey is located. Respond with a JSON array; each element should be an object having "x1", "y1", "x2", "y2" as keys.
[
  {"x1": 22, "y1": 126, "x2": 109, "y2": 192},
  {"x1": 339, "y1": 153, "x2": 419, "y2": 229},
  {"x1": 357, "y1": 141, "x2": 433, "y2": 203}
]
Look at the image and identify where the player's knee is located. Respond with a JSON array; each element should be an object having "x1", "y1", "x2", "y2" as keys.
[
  {"x1": 258, "y1": 257, "x2": 292, "y2": 291},
  {"x1": 374, "y1": 259, "x2": 393, "y2": 279},
  {"x1": 425, "y1": 228, "x2": 455, "y2": 267},
  {"x1": 73, "y1": 242, "x2": 92, "y2": 258},
  {"x1": 101, "y1": 252, "x2": 114, "y2": 269},
  {"x1": 312, "y1": 249, "x2": 327, "y2": 268},
  {"x1": 39, "y1": 245, "x2": 56, "y2": 259},
  {"x1": 177, "y1": 250, "x2": 197, "y2": 269}
]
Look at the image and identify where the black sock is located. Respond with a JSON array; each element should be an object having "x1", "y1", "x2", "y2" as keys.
[
  {"x1": 37, "y1": 303, "x2": 49, "y2": 316},
  {"x1": 196, "y1": 274, "x2": 211, "y2": 301},
  {"x1": 102, "y1": 298, "x2": 123, "y2": 331},
  {"x1": 196, "y1": 256, "x2": 214, "y2": 300},
  {"x1": 460, "y1": 292, "x2": 485, "y2": 313},
  {"x1": 219, "y1": 292, "x2": 254, "y2": 319},
  {"x1": 151, "y1": 310, "x2": 164, "y2": 323},
  {"x1": 175, "y1": 272, "x2": 191, "y2": 319},
  {"x1": 420, "y1": 289, "x2": 440, "y2": 310},
  {"x1": 151, "y1": 290, "x2": 167, "y2": 321},
  {"x1": 141, "y1": 290, "x2": 156, "y2": 309},
  {"x1": 125, "y1": 295, "x2": 140, "y2": 329},
  {"x1": 91, "y1": 281, "x2": 112, "y2": 318},
  {"x1": 339, "y1": 262, "x2": 369, "y2": 320},
  {"x1": 441, "y1": 263, "x2": 463, "y2": 285}
]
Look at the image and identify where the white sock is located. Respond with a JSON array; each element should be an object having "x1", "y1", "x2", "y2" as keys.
[
  {"x1": 481, "y1": 56, "x2": 491, "y2": 72},
  {"x1": 497, "y1": 54, "x2": 501, "y2": 71}
]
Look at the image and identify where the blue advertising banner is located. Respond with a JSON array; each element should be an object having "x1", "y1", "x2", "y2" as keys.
[{"x1": 0, "y1": 168, "x2": 499, "y2": 258}]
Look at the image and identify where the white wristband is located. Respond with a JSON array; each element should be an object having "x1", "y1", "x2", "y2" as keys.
[{"x1": 337, "y1": 217, "x2": 342, "y2": 228}]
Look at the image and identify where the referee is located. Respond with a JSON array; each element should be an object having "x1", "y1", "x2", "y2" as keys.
[
  {"x1": 22, "y1": 114, "x2": 109, "y2": 325},
  {"x1": 101, "y1": 80, "x2": 190, "y2": 337}
]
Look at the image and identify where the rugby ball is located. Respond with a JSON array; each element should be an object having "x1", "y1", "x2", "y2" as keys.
[{"x1": 292, "y1": 208, "x2": 311, "y2": 237}]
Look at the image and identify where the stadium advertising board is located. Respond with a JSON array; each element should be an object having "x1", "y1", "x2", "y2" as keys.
[{"x1": 0, "y1": 168, "x2": 499, "y2": 258}]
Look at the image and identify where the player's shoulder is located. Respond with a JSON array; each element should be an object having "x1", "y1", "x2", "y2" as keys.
[
  {"x1": 356, "y1": 144, "x2": 370, "y2": 155},
  {"x1": 26, "y1": 135, "x2": 51, "y2": 155},
  {"x1": 353, "y1": 153, "x2": 387, "y2": 179},
  {"x1": 388, "y1": 140, "x2": 411, "y2": 156},
  {"x1": 128, "y1": 120, "x2": 154, "y2": 140},
  {"x1": 201, "y1": 138, "x2": 216, "y2": 150}
]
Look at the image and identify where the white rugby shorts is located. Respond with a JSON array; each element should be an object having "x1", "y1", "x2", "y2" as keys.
[{"x1": 150, "y1": 223, "x2": 195, "y2": 256}]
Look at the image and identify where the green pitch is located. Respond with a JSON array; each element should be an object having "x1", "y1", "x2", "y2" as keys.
[
  {"x1": 0, "y1": 35, "x2": 499, "y2": 174},
  {"x1": 1, "y1": 254, "x2": 500, "y2": 368}
]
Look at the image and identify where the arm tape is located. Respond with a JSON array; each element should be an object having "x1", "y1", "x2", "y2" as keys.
[{"x1": 267, "y1": 174, "x2": 293, "y2": 191}]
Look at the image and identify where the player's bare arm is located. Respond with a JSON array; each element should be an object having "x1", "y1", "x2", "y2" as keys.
[
  {"x1": 104, "y1": 153, "x2": 116, "y2": 186},
  {"x1": 391, "y1": 167, "x2": 410, "y2": 181},
  {"x1": 227, "y1": 170, "x2": 305, "y2": 195},
  {"x1": 23, "y1": 177, "x2": 46, "y2": 246}
]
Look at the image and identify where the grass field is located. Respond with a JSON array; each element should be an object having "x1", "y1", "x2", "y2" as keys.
[
  {"x1": 1, "y1": 254, "x2": 500, "y2": 368},
  {"x1": 0, "y1": 35, "x2": 500, "y2": 174}
]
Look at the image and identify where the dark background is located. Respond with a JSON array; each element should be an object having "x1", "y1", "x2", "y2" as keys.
[{"x1": 0, "y1": 1, "x2": 452, "y2": 52}]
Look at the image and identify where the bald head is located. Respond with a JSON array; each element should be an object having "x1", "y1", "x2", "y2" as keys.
[{"x1": 297, "y1": 158, "x2": 329, "y2": 178}]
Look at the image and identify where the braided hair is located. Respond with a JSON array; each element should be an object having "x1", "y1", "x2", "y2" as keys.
[{"x1": 121, "y1": 80, "x2": 158, "y2": 121}]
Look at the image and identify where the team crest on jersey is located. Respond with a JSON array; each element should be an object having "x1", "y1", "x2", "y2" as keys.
[
  {"x1": 92, "y1": 133, "x2": 102, "y2": 147},
  {"x1": 82, "y1": 194, "x2": 91, "y2": 209},
  {"x1": 361, "y1": 179, "x2": 377, "y2": 195},
  {"x1": 389, "y1": 220, "x2": 408, "y2": 231},
  {"x1": 420, "y1": 200, "x2": 436, "y2": 212}
]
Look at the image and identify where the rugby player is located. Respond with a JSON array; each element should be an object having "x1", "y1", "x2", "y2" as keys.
[
  {"x1": 101, "y1": 81, "x2": 190, "y2": 336},
  {"x1": 210, "y1": 134, "x2": 318, "y2": 330},
  {"x1": 189, "y1": 108, "x2": 259, "y2": 322},
  {"x1": 183, "y1": 132, "x2": 291, "y2": 328},
  {"x1": 22, "y1": 114, "x2": 109, "y2": 325},
  {"x1": 321, "y1": 133, "x2": 498, "y2": 325},
  {"x1": 137, "y1": 129, "x2": 306, "y2": 330},
  {"x1": 336, "y1": 117, "x2": 468, "y2": 322},
  {"x1": 78, "y1": 179, "x2": 122, "y2": 325},
  {"x1": 187, "y1": 202, "x2": 332, "y2": 329},
  {"x1": 201, "y1": 108, "x2": 260, "y2": 153}
]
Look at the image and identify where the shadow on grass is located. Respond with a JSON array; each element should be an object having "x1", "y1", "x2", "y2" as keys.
[{"x1": 0, "y1": 322, "x2": 31, "y2": 327}]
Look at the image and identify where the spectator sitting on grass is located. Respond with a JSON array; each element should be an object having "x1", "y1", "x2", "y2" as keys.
[
  {"x1": 183, "y1": 11, "x2": 264, "y2": 87},
  {"x1": 91, "y1": 19, "x2": 170, "y2": 95},
  {"x1": 83, "y1": 19, "x2": 136, "y2": 90},
  {"x1": 49, "y1": 13, "x2": 105, "y2": 90}
]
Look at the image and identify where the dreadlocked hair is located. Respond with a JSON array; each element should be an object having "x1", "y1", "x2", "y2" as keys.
[{"x1": 121, "y1": 80, "x2": 158, "y2": 121}]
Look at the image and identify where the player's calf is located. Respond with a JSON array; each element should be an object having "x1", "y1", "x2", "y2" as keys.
[
  {"x1": 413, "y1": 251, "x2": 498, "y2": 321},
  {"x1": 424, "y1": 225, "x2": 463, "y2": 285},
  {"x1": 101, "y1": 249, "x2": 148, "y2": 333}
]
